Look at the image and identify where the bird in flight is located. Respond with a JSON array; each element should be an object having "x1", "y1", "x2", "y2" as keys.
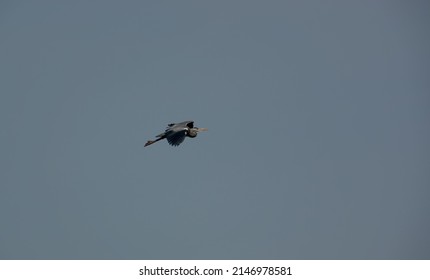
[{"x1": 144, "y1": 120, "x2": 208, "y2": 147}]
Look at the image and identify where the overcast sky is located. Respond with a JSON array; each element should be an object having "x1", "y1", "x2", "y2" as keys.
[{"x1": 1, "y1": 1, "x2": 429, "y2": 259}]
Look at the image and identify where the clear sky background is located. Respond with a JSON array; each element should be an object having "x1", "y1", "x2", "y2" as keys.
[{"x1": 1, "y1": 1, "x2": 429, "y2": 259}]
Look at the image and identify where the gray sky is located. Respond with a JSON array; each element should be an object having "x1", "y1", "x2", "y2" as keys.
[{"x1": 1, "y1": 1, "x2": 429, "y2": 259}]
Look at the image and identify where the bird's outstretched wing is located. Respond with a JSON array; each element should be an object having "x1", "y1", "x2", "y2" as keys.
[
  {"x1": 165, "y1": 121, "x2": 193, "y2": 130},
  {"x1": 165, "y1": 129, "x2": 187, "y2": 146}
]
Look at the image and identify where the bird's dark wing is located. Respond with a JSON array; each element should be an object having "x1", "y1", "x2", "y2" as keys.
[
  {"x1": 166, "y1": 121, "x2": 193, "y2": 129},
  {"x1": 165, "y1": 129, "x2": 187, "y2": 146}
]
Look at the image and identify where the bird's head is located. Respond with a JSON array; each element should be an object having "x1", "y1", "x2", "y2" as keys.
[{"x1": 187, "y1": 127, "x2": 208, "y2": 138}]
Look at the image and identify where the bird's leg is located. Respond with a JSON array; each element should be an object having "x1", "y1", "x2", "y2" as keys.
[
  {"x1": 144, "y1": 140, "x2": 155, "y2": 147},
  {"x1": 144, "y1": 137, "x2": 164, "y2": 147}
]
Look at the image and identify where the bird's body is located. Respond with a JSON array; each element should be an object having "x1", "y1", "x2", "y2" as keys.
[{"x1": 144, "y1": 121, "x2": 207, "y2": 147}]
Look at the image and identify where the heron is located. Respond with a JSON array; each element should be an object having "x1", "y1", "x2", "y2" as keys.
[{"x1": 144, "y1": 120, "x2": 208, "y2": 147}]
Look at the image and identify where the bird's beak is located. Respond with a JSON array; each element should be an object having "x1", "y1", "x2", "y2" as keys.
[{"x1": 198, "y1": 128, "x2": 208, "y2": 132}]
